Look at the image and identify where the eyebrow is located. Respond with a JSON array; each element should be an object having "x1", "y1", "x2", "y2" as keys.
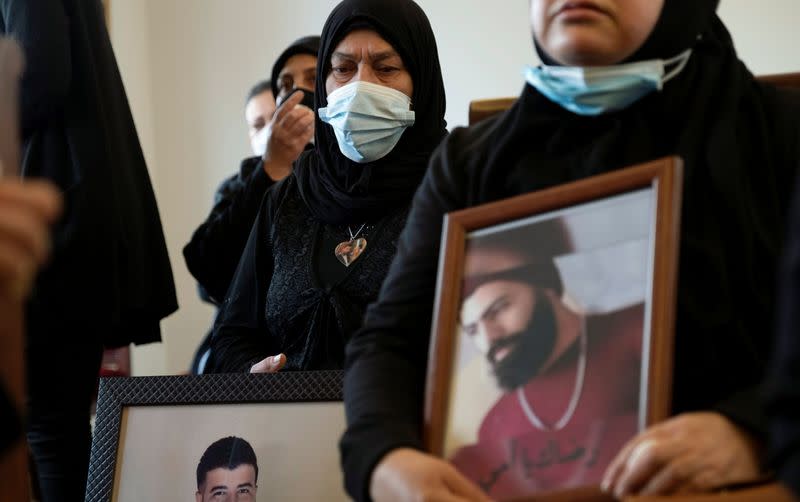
[
  {"x1": 237, "y1": 483, "x2": 255, "y2": 488},
  {"x1": 210, "y1": 485, "x2": 228, "y2": 492},
  {"x1": 331, "y1": 50, "x2": 401, "y2": 63},
  {"x1": 461, "y1": 294, "x2": 509, "y2": 329}
]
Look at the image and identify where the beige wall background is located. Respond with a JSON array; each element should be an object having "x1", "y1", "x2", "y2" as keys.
[{"x1": 109, "y1": 0, "x2": 800, "y2": 376}]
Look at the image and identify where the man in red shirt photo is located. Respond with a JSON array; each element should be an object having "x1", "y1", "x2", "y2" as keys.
[{"x1": 449, "y1": 216, "x2": 645, "y2": 499}]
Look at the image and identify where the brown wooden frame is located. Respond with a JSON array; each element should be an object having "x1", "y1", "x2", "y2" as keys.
[
  {"x1": 423, "y1": 157, "x2": 684, "y2": 473},
  {"x1": 757, "y1": 72, "x2": 800, "y2": 88}
]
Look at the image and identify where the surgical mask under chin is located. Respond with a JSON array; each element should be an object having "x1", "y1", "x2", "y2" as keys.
[
  {"x1": 524, "y1": 48, "x2": 692, "y2": 116},
  {"x1": 250, "y1": 126, "x2": 268, "y2": 157},
  {"x1": 318, "y1": 81, "x2": 415, "y2": 163}
]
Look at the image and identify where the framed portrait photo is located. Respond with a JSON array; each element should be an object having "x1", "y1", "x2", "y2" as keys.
[
  {"x1": 424, "y1": 157, "x2": 683, "y2": 500},
  {"x1": 86, "y1": 371, "x2": 348, "y2": 502}
]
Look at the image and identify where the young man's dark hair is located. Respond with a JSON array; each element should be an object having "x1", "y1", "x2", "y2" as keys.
[
  {"x1": 196, "y1": 436, "x2": 259, "y2": 488},
  {"x1": 245, "y1": 79, "x2": 272, "y2": 106}
]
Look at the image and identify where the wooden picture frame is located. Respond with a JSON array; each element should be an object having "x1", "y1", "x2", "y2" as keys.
[
  {"x1": 86, "y1": 371, "x2": 347, "y2": 502},
  {"x1": 424, "y1": 157, "x2": 683, "y2": 500}
]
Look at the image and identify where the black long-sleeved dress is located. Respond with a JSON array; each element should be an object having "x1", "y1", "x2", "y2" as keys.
[
  {"x1": 184, "y1": 156, "x2": 276, "y2": 304},
  {"x1": 768, "y1": 174, "x2": 800, "y2": 498},
  {"x1": 208, "y1": 175, "x2": 409, "y2": 373}
]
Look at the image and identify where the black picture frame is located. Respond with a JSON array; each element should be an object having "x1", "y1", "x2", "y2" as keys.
[{"x1": 86, "y1": 371, "x2": 343, "y2": 502}]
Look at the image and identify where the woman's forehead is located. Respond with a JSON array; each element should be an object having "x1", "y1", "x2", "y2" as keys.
[{"x1": 332, "y1": 29, "x2": 396, "y2": 55}]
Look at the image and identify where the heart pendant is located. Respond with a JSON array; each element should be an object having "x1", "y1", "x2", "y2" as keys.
[{"x1": 335, "y1": 238, "x2": 367, "y2": 267}]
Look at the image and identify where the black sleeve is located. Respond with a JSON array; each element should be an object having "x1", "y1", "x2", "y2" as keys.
[
  {"x1": 183, "y1": 157, "x2": 274, "y2": 303},
  {"x1": 0, "y1": 383, "x2": 21, "y2": 456},
  {"x1": 195, "y1": 171, "x2": 242, "y2": 305},
  {"x1": 0, "y1": 0, "x2": 71, "y2": 133},
  {"x1": 340, "y1": 131, "x2": 469, "y2": 501},
  {"x1": 767, "y1": 146, "x2": 800, "y2": 497},
  {"x1": 206, "y1": 181, "x2": 284, "y2": 374},
  {"x1": 719, "y1": 87, "x2": 800, "y2": 450},
  {"x1": 712, "y1": 386, "x2": 768, "y2": 441}
]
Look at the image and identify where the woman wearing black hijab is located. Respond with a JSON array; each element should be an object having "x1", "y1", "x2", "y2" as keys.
[
  {"x1": 207, "y1": 0, "x2": 446, "y2": 374},
  {"x1": 341, "y1": 0, "x2": 800, "y2": 500}
]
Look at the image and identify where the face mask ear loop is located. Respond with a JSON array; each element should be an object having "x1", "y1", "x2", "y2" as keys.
[{"x1": 662, "y1": 48, "x2": 693, "y2": 85}]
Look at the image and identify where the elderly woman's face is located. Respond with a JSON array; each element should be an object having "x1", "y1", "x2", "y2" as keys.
[
  {"x1": 325, "y1": 29, "x2": 413, "y2": 99},
  {"x1": 531, "y1": 0, "x2": 664, "y2": 65}
]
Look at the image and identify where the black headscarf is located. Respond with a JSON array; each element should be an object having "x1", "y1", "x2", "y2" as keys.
[
  {"x1": 293, "y1": 0, "x2": 447, "y2": 225},
  {"x1": 482, "y1": 3, "x2": 800, "y2": 420},
  {"x1": 270, "y1": 35, "x2": 321, "y2": 98}
]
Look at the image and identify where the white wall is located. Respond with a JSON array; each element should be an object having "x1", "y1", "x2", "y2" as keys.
[
  {"x1": 110, "y1": 0, "x2": 800, "y2": 376},
  {"x1": 109, "y1": 0, "x2": 167, "y2": 375},
  {"x1": 719, "y1": 0, "x2": 800, "y2": 75}
]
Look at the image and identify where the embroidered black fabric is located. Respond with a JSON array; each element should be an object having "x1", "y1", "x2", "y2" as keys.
[
  {"x1": 268, "y1": 187, "x2": 408, "y2": 370},
  {"x1": 208, "y1": 177, "x2": 409, "y2": 373}
]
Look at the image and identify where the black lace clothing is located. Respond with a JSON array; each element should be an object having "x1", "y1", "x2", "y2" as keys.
[{"x1": 208, "y1": 176, "x2": 408, "y2": 373}]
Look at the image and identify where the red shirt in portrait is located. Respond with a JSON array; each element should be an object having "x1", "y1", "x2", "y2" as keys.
[{"x1": 450, "y1": 304, "x2": 644, "y2": 499}]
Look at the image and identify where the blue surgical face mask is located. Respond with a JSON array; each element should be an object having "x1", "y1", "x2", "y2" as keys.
[
  {"x1": 524, "y1": 49, "x2": 692, "y2": 116},
  {"x1": 318, "y1": 81, "x2": 415, "y2": 163}
]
